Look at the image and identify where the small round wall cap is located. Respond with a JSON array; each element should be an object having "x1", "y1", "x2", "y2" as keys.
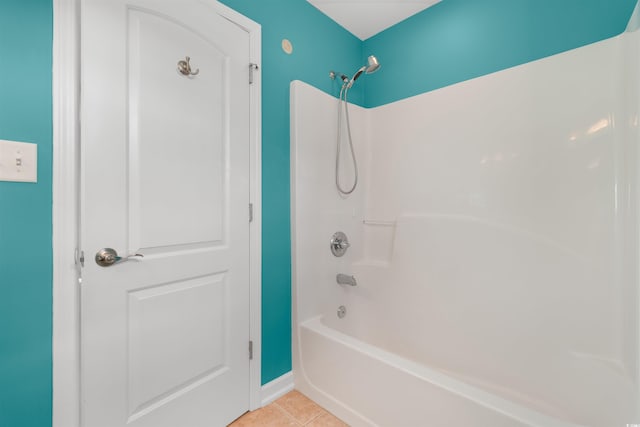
[{"x1": 282, "y1": 39, "x2": 293, "y2": 54}]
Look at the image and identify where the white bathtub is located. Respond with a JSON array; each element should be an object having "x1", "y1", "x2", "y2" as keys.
[
  {"x1": 296, "y1": 315, "x2": 580, "y2": 427},
  {"x1": 293, "y1": 216, "x2": 639, "y2": 427}
]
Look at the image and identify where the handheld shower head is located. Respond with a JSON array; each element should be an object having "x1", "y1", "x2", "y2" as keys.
[
  {"x1": 346, "y1": 55, "x2": 380, "y2": 88},
  {"x1": 349, "y1": 67, "x2": 366, "y2": 86},
  {"x1": 365, "y1": 55, "x2": 380, "y2": 73}
]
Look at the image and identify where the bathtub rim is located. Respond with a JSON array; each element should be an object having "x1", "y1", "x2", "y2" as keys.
[{"x1": 295, "y1": 315, "x2": 583, "y2": 427}]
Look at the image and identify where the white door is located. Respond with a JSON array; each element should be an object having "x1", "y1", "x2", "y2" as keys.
[{"x1": 80, "y1": 0, "x2": 251, "y2": 426}]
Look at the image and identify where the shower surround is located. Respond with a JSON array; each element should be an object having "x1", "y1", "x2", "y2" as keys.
[{"x1": 291, "y1": 29, "x2": 640, "y2": 427}]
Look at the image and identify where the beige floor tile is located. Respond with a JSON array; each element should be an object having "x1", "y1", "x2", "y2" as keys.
[
  {"x1": 228, "y1": 404, "x2": 299, "y2": 427},
  {"x1": 305, "y1": 411, "x2": 349, "y2": 427},
  {"x1": 274, "y1": 390, "x2": 325, "y2": 425}
]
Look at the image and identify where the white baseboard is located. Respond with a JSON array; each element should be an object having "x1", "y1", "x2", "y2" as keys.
[{"x1": 260, "y1": 371, "x2": 294, "y2": 406}]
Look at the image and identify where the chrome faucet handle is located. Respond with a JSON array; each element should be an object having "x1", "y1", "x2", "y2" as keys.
[{"x1": 330, "y1": 231, "x2": 350, "y2": 257}]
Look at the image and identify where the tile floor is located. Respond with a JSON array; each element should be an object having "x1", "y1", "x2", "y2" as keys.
[{"x1": 229, "y1": 390, "x2": 348, "y2": 426}]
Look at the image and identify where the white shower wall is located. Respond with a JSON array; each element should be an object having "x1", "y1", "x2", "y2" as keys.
[
  {"x1": 290, "y1": 81, "x2": 368, "y2": 326},
  {"x1": 291, "y1": 28, "x2": 640, "y2": 427},
  {"x1": 358, "y1": 33, "x2": 638, "y2": 424}
]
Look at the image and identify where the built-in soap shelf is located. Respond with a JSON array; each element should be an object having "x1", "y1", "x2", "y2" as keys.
[
  {"x1": 362, "y1": 219, "x2": 396, "y2": 226},
  {"x1": 352, "y1": 259, "x2": 391, "y2": 268},
  {"x1": 361, "y1": 218, "x2": 397, "y2": 264}
]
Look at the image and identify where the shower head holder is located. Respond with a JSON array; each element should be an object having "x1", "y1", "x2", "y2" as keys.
[{"x1": 329, "y1": 71, "x2": 349, "y2": 84}]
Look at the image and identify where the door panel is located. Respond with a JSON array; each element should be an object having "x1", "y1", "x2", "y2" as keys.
[
  {"x1": 80, "y1": 1, "x2": 251, "y2": 426},
  {"x1": 127, "y1": 274, "x2": 228, "y2": 418},
  {"x1": 130, "y1": 9, "x2": 228, "y2": 249}
]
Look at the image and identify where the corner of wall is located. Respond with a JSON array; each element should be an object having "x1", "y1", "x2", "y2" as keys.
[
  {"x1": 260, "y1": 371, "x2": 294, "y2": 406},
  {"x1": 627, "y1": 1, "x2": 640, "y2": 32}
]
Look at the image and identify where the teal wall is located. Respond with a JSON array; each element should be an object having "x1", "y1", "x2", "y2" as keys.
[
  {"x1": 218, "y1": 0, "x2": 362, "y2": 384},
  {"x1": 363, "y1": 0, "x2": 638, "y2": 107},
  {"x1": 0, "y1": 1, "x2": 53, "y2": 427}
]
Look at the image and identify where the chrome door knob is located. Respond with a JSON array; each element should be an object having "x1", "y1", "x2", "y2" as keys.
[
  {"x1": 95, "y1": 248, "x2": 117, "y2": 267},
  {"x1": 95, "y1": 248, "x2": 144, "y2": 267}
]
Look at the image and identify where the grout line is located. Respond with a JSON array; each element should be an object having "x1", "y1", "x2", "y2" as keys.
[
  {"x1": 233, "y1": 390, "x2": 348, "y2": 426},
  {"x1": 273, "y1": 395, "x2": 328, "y2": 426},
  {"x1": 272, "y1": 401, "x2": 303, "y2": 426},
  {"x1": 302, "y1": 409, "x2": 328, "y2": 426}
]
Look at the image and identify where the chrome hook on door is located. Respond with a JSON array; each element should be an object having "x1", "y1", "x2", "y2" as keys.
[
  {"x1": 95, "y1": 248, "x2": 144, "y2": 267},
  {"x1": 177, "y1": 56, "x2": 200, "y2": 76}
]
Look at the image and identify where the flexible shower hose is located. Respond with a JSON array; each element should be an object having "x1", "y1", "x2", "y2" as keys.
[{"x1": 336, "y1": 84, "x2": 358, "y2": 195}]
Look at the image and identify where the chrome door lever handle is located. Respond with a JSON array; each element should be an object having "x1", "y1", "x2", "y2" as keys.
[
  {"x1": 95, "y1": 248, "x2": 144, "y2": 267},
  {"x1": 116, "y1": 253, "x2": 144, "y2": 263}
]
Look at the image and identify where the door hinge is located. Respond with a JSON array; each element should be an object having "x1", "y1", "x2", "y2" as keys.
[
  {"x1": 249, "y1": 340, "x2": 253, "y2": 360},
  {"x1": 249, "y1": 63, "x2": 259, "y2": 84},
  {"x1": 75, "y1": 248, "x2": 85, "y2": 268},
  {"x1": 249, "y1": 203, "x2": 254, "y2": 223}
]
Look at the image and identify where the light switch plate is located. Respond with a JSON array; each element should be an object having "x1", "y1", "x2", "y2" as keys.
[{"x1": 0, "y1": 139, "x2": 38, "y2": 183}]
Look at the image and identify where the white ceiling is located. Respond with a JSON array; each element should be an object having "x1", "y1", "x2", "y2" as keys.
[{"x1": 307, "y1": 0, "x2": 442, "y2": 40}]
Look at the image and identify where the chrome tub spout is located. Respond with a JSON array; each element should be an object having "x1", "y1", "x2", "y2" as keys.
[{"x1": 337, "y1": 274, "x2": 357, "y2": 286}]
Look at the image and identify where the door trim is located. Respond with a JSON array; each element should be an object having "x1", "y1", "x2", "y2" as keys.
[{"x1": 52, "y1": 1, "x2": 262, "y2": 425}]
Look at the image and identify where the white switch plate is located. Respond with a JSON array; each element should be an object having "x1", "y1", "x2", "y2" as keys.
[{"x1": 0, "y1": 139, "x2": 38, "y2": 183}]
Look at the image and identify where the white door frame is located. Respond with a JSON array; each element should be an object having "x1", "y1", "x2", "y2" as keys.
[{"x1": 52, "y1": 1, "x2": 262, "y2": 425}]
